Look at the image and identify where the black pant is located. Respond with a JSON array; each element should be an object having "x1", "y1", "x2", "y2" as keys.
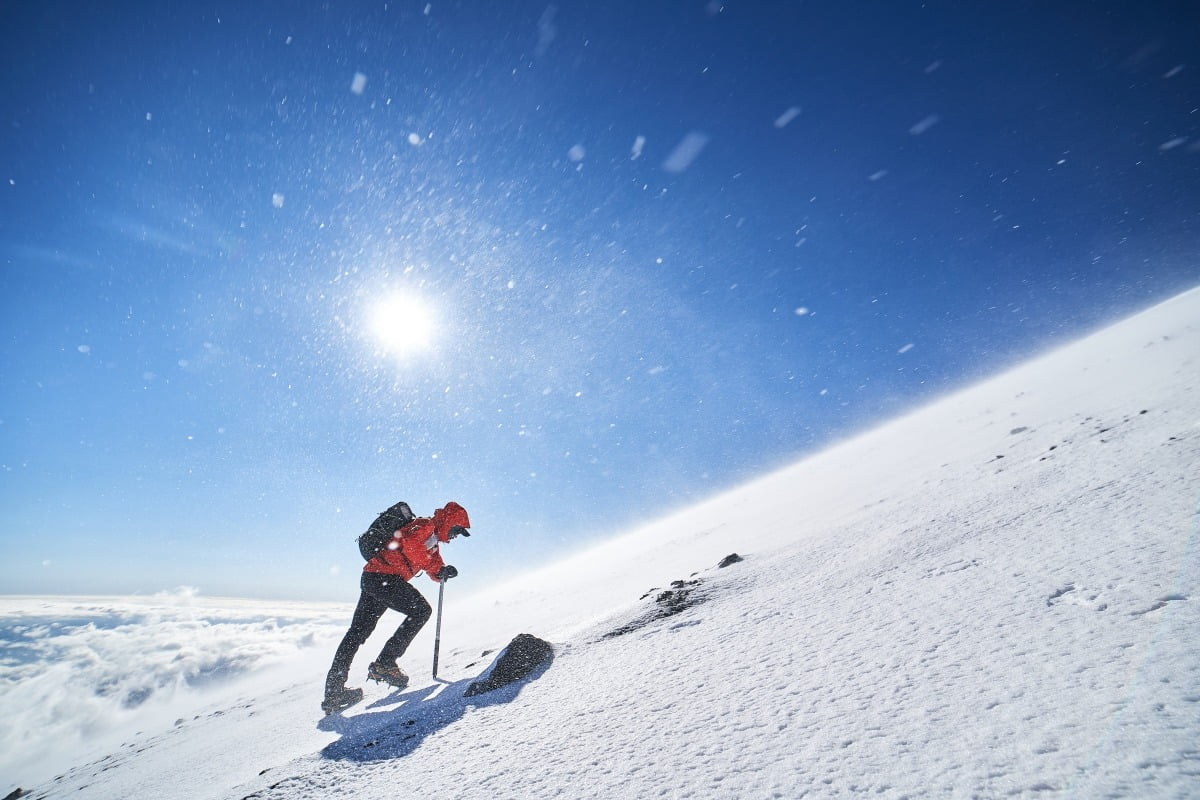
[{"x1": 325, "y1": 571, "x2": 432, "y2": 695}]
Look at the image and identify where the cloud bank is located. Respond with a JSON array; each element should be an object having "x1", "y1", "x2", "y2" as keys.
[{"x1": 0, "y1": 591, "x2": 349, "y2": 786}]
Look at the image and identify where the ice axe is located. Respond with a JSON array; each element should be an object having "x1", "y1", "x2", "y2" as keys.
[{"x1": 432, "y1": 575, "x2": 447, "y2": 679}]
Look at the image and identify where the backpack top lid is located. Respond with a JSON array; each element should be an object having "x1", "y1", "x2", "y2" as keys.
[
  {"x1": 356, "y1": 501, "x2": 416, "y2": 561},
  {"x1": 380, "y1": 501, "x2": 415, "y2": 525}
]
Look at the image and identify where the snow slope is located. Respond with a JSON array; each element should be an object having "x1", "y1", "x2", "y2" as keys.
[{"x1": 12, "y1": 287, "x2": 1200, "y2": 799}]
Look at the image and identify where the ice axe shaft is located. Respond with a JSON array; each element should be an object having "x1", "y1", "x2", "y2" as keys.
[{"x1": 432, "y1": 578, "x2": 446, "y2": 678}]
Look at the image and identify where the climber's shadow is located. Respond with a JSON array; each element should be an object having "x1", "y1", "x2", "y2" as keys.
[{"x1": 318, "y1": 635, "x2": 553, "y2": 763}]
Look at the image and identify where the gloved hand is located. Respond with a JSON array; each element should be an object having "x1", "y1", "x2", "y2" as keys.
[{"x1": 436, "y1": 565, "x2": 458, "y2": 581}]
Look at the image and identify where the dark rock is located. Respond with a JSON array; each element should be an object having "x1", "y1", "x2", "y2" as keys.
[
  {"x1": 464, "y1": 634, "x2": 553, "y2": 698},
  {"x1": 604, "y1": 578, "x2": 708, "y2": 639},
  {"x1": 718, "y1": 553, "x2": 743, "y2": 568}
]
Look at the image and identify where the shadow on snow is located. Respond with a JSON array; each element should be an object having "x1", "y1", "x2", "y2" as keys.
[{"x1": 316, "y1": 650, "x2": 554, "y2": 763}]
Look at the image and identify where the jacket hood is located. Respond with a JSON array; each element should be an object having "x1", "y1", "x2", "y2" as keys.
[{"x1": 432, "y1": 502, "x2": 471, "y2": 542}]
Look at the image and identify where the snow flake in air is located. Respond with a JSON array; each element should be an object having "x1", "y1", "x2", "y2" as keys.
[
  {"x1": 271, "y1": 193, "x2": 284, "y2": 208},
  {"x1": 909, "y1": 114, "x2": 940, "y2": 135},
  {"x1": 631, "y1": 135, "x2": 646, "y2": 160},
  {"x1": 662, "y1": 131, "x2": 710, "y2": 173},
  {"x1": 350, "y1": 72, "x2": 368, "y2": 95},
  {"x1": 773, "y1": 106, "x2": 802, "y2": 128},
  {"x1": 898, "y1": 343, "x2": 915, "y2": 354},
  {"x1": 535, "y1": 6, "x2": 558, "y2": 57}
]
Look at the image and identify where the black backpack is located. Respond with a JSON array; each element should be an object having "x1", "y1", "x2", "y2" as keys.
[{"x1": 357, "y1": 501, "x2": 416, "y2": 561}]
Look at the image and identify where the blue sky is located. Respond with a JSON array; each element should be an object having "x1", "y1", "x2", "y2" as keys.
[{"x1": 2, "y1": 1, "x2": 1198, "y2": 600}]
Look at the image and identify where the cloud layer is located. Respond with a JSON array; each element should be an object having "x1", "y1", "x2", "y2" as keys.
[{"x1": 0, "y1": 590, "x2": 349, "y2": 786}]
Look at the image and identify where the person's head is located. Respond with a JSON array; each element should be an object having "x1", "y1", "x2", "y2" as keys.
[{"x1": 433, "y1": 501, "x2": 471, "y2": 543}]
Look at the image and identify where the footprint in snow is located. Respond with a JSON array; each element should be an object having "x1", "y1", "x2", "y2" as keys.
[
  {"x1": 1046, "y1": 584, "x2": 1108, "y2": 611},
  {"x1": 1130, "y1": 595, "x2": 1189, "y2": 616}
]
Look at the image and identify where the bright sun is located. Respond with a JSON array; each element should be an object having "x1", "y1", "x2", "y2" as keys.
[{"x1": 368, "y1": 292, "x2": 436, "y2": 356}]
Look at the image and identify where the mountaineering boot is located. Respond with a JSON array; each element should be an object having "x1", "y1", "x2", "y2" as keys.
[
  {"x1": 367, "y1": 661, "x2": 410, "y2": 689},
  {"x1": 321, "y1": 686, "x2": 363, "y2": 716}
]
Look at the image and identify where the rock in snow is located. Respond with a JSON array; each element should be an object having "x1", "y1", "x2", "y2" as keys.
[
  {"x1": 463, "y1": 635, "x2": 554, "y2": 698},
  {"x1": 717, "y1": 552, "x2": 743, "y2": 568}
]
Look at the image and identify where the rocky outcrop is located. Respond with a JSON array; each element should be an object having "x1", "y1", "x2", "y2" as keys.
[
  {"x1": 602, "y1": 553, "x2": 745, "y2": 639},
  {"x1": 464, "y1": 634, "x2": 554, "y2": 698}
]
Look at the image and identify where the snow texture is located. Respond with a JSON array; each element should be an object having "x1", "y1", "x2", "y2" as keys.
[{"x1": 6, "y1": 287, "x2": 1200, "y2": 799}]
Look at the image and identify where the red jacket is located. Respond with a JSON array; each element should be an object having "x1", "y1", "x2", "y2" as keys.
[{"x1": 363, "y1": 502, "x2": 470, "y2": 582}]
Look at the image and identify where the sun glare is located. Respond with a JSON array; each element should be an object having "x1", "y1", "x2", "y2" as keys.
[{"x1": 368, "y1": 292, "x2": 436, "y2": 356}]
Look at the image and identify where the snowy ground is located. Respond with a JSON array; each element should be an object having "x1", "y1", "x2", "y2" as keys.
[{"x1": 5, "y1": 287, "x2": 1199, "y2": 799}]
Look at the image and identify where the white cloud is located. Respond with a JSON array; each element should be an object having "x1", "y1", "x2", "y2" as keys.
[{"x1": 0, "y1": 595, "x2": 349, "y2": 786}]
